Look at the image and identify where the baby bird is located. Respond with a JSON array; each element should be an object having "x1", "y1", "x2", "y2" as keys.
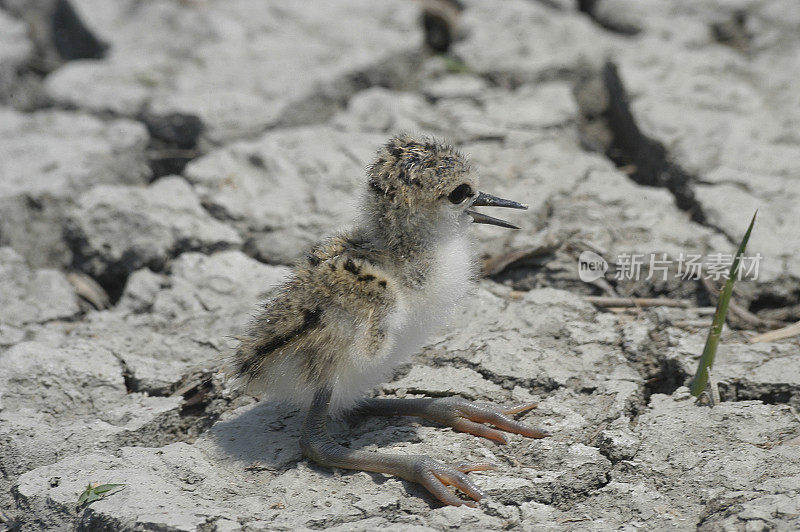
[{"x1": 232, "y1": 135, "x2": 547, "y2": 506}]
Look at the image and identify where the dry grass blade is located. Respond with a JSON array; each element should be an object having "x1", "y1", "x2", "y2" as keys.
[
  {"x1": 584, "y1": 296, "x2": 691, "y2": 308},
  {"x1": 67, "y1": 272, "x2": 110, "y2": 310},
  {"x1": 690, "y1": 211, "x2": 757, "y2": 397},
  {"x1": 482, "y1": 230, "x2": 570, "y2": 277},
  {"x1": 750, "y1": 320, "x2": 800, "y2": 343}
]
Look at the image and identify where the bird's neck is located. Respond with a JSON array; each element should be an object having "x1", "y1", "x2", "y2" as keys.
[
  {"x1": 359, "y1": 196, "x2": 472, "y2": 286},
  {"x1": 363, "y1": 215, "x2": 469, "y2": 289}
]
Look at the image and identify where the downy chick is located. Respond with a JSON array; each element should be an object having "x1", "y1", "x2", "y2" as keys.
[{"x1": 231, "y1": 135, "x2": 547, "y2": 506}]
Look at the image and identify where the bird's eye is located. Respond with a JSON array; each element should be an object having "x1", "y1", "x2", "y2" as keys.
[{"x1": 447, "y1": 183, "x2": 473, "y2": 204}]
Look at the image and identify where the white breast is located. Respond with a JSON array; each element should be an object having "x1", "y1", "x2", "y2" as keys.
[
  {"x1": 329, "y1": 233, "x2": 476, "y2": 413},
  {"x1": 385, "y1": 234, "x2": 476, "y2": 363}
]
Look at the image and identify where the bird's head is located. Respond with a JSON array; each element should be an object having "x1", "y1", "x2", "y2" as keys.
[{"x1": 363, "y1": 135, "x2": 527, "y2": 244}]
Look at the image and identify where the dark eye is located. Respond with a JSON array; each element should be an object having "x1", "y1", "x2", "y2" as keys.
[{"x1": 447, "y1": 183, "x2": 473, "y2": 204}]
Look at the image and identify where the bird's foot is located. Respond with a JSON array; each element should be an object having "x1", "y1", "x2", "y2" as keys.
[
  {"x1": 405, "y1": 456, "x2": 494, "y2": 507},
  {"x1": 302, "y1": 390, "x2": 546, "y2": 508},
  {"x1": 417, "y1": 396, "x2": 548, "y2": 444}
]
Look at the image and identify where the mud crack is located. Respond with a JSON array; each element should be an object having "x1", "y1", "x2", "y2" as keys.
[{"x1": 574, "y1": 61, "x2": 709, "y2": 225}]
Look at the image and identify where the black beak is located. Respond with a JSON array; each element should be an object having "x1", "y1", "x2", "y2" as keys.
[{"x1": 466, "y1": 191, "x2": 528, "y2": 229}]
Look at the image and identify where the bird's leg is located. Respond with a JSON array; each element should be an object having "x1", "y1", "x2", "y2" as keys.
[
  {"x1": 300, "y1": 388, "x2": 494, "y2": 507},
  {"x1": 355, "y1": 396, "x2": 548, "y2": 444}
]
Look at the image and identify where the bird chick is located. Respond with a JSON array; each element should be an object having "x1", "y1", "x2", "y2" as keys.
[{"x1": 231, "y1": 135, "x2": 547, "y2": 507}]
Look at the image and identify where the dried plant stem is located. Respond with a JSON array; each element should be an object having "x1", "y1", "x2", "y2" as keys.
[
  {"x1": 585, "y1": 296, "x2": 691, "y2": 308},
  {"x1": 750, "y1": 320, "x2": 800, "y2": 343}
]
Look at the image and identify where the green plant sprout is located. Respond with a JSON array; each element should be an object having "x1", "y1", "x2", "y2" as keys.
[
  {"x1": 690, "y1": 211, "x2": 757, "y2": 398},
  {"x1": 443, "y1": 55, "x2": 471, "y2": 74},
  {"x1": 76, "y1": 483, "x2": 125, "y2": 508}
]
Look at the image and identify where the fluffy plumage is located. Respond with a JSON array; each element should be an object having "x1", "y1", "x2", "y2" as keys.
[
  {"x1": 231, "y1": 135, "x2": 479, "y2": 413},
  {"x1": 228, "y1": 135, "x2": 544, "y2": 508}
]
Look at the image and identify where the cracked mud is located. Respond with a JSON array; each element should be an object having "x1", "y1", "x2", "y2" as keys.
[{"x1": 2, "y1": 0, "x2": 800, "y2": 530}]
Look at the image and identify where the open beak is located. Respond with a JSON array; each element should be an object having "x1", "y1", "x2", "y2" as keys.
[{"x1": 466, "y1": 191, "x2": 528, "y2": 229}]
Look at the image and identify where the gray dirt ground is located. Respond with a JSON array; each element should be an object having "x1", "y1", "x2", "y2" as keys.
[{"x1": 1, "y1": 0, "x2": 800, "y2": 530}]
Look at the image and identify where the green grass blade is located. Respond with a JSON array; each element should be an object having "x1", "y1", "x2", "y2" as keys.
[
  {"x1": 690, "y1": 211, "x2": 757, "y2": 397},
  {"x1": 92, "y1": 483, "x2": 125, "y2": 494},
  {"x1": 443, "y1": 56, "x2": 471, "y2": 74},
  {"x1": 76, "y1": 483, "x2": 93, "y2": 506},
  {"x1": 76, "y1": 483, "x2": 126, "y2": 507}
]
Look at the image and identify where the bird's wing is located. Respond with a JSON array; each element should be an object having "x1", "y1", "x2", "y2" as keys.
[
  {"x1": 229, "y1": 281, "x2": 323, "y2": 382},
  {"x1": 231, "y1": 235, "x2": 396, "y2": 393}
]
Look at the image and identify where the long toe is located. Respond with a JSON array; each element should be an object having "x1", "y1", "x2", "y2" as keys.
[
  {"x1": 502, "y1": 401, "x2": 539, "y2": 415},
  {"x1": 467, "y1": 404, "x2": 549, "y2": 439},
  {"x1": 427, "y1": 397, "x2": 550, "y2": 442},
  {"x1": 455, "y1": 462, "x2": 495, "y2": 473},
  {"x1": 466, "y1": 402, "x2": 549, "y2": 439},
  {"x1": 451, "y1": 418, "x2": 509, "y2": 444},
  {"x1": 411, "y1": 456, "x2": 487, "y2": 507},
  {"x1": 418, "y1": 470, "x2": 470, "y2": 507},
  {"x1": 432, "y1": 468, "x2": 485, "y2": 502}
]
